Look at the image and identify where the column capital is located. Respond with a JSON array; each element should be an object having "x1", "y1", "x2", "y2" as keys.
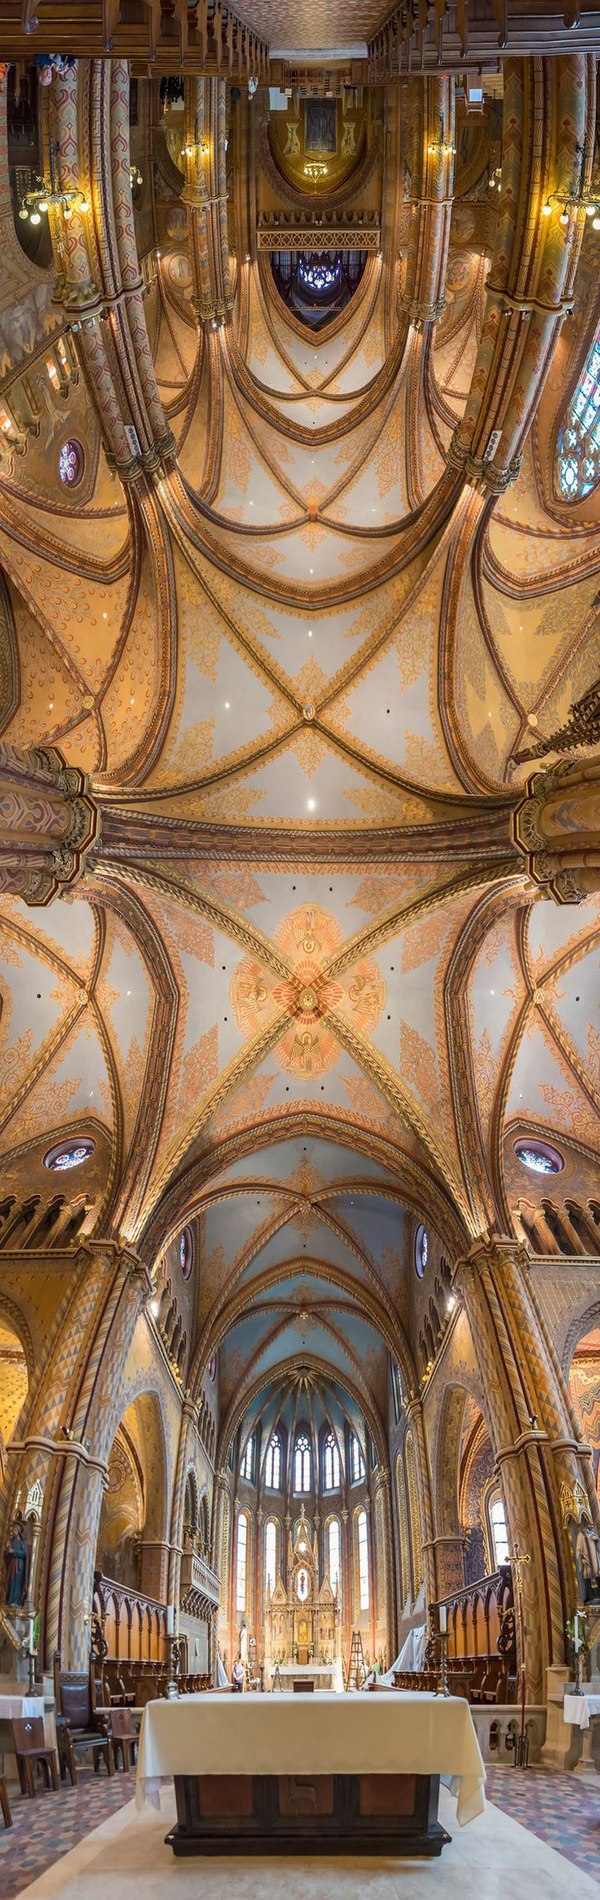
[
  {"x1": 456, "y1": 1234, "x2": 530, "y2": 1283},
  {"x1": 0, "y1": 740, "x2": 99, "y2": 906},
  {"x1": 512, "y1": 757, "x2": 600, "y2": 904}
]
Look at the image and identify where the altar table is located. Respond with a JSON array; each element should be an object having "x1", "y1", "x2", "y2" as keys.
[{"x1": 136, "y1": 1690, "x2": 485, "y2": 1858}]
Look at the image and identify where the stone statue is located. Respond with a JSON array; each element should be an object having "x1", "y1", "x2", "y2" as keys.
[{"x1": 3, "y1": 1514, "x2": 29, "y2": 1608}]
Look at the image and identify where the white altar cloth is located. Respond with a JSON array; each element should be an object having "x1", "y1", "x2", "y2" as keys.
[
  {"x1": 0, "y1": 1694, "x2": 44, "y2": 1720},
  {"x1": 564, "y1": 1693, "x2": 600, "y2": 1731},
  {"x1": 136, "y1": 1690, "x2": 485, "y2": 1827}
]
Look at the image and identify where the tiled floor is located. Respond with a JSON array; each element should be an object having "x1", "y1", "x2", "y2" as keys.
[
  {"x1": 487, "y1": 1765, "x2": 600, "y2": 1887},
  {"x1": 0, "y1": 1767, "x2": 136, "y2": 1900},
  {"x1": 1, "y1": 1767, "x2": 599, "y2": 1898}
]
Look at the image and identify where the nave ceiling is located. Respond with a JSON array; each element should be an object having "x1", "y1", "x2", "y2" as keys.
[{"x1": 0, "y1": 57, "x2": 599, "y2": 1447}]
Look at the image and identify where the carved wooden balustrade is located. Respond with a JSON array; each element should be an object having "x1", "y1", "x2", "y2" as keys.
[
  {"x1": 92, "y1": 1570, "x2": 168, "y2": 1704},
  {"x1": 395, "y1": 1568, "x2": 516, "y2": 1703}
]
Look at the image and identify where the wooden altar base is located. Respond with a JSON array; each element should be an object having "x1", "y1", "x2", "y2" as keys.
[{"x1": 167, "y1": 1771, "x2": 451, "y2": 1856}]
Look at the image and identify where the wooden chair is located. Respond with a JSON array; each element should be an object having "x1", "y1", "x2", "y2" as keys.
[
  {"x1": 12, "y1": 1717, "x2": 59, "y2": 1797},
  {"x1": 54, "y1": 1664, "x2": 114, "y2": 1782},
  {"x1": 0, "y1": 1776, "x2": 12, "y2": 1828},
  {"x1": 109, "y1": 1708, "x2": 137, "y2": 1771}
]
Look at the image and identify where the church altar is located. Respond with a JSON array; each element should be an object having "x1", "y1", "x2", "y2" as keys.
[
  {"x1": 136, "y1": 1690, "x2": 485, "y2": 1857},
  {"x1": 264, "y1": 1508, "x2": 341, "y2": 1680},
  {"x1": 273, "y1": 1661, "x2": 342, "y2": 1691}
]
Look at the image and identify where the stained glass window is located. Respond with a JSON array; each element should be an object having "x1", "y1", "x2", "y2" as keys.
[
  {"x1": 240, "y1": 1435, "x2": 254, "y2": 1482},
  {"x1": 235, "y1": 1512, "x2": 248, "y2": 1610},
  {"x1": 179, "y1": 1228, "x2": 192, "y2": 1278},
  {"x1": 44, "y1": 1138, "x2": 94, "y2": 1171},
  {"x1": 514, "y1": 1139, "x2": 563, "y2": 1175},
  {"x1": 357, "y1": 1508, "x2": 369, "y2": 1610},
  {"x1": 350, "y1": 1433, "x2": 365, "y2": 1484},
  {"x1": 265, "y1": 1519, "x2": 277, "y2": 1594},
  {"x1": 489, "y1": 1494, "x2": 510, "y2": 1567},
  {"x1": 415, "y1": 1223, "x2": 428, "y2": 1277},
  {"x1": 264, "y1": 1433, "x2": 281, "y2": 1489},
  {"x1": 294, "y1": 1431, "x2": 311, "y2": 1493},
  {"x1": 328, "y1": 1517, "x2": 341, "y2": 1593},
  {"x1": 556, "y1": 334, "x2": 600, "y2": 498},
  {"x1": 323, "y1": 1431, "x2": 341, "y2": 1491},
  {"x1": 58, "y1": 439, "x2": 84, "y2": 487}
]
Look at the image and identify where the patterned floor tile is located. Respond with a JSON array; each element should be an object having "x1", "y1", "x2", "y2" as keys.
[
  {"x1": 0, "y1": 1765, "x2": 136, "y2": 1900},
  {"x1": 487, "y1": 1765, "x2": 600, "y2": 1886}
]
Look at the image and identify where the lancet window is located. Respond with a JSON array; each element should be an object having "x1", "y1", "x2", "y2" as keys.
[
  {"x1": 323, "y1": 1431, "x2": 341, "y2": 1491},
  {"x1": 294, "y1": 1431, "x2": 311, "y2": 1493},
  {"x1": 556, "y1": 331, "x2": 600, "y2": 498},
  {"x1": 264, "y1": 1433, "x2": 282, "y2": 1490}
]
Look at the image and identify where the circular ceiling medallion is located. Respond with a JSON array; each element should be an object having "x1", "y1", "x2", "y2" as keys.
[
  {"x1": 179, "y1": 1227, "x2": 193, "y2": 1278},
  {"x1": 514, "y1": 1139, "x2": 564, "y2": 1176},
  {"x1": 415, "y1": 1223, "x2": 428, "y2": 1278},
  {"x1": 231, "y1": 903, "x2": 386, "y2": 1081},
  {"x1": 44, "y1": 1138, "x2": 95, "y2": 1172}
]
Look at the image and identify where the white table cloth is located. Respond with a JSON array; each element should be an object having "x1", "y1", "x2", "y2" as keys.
[
  {"x1": 564, "y1": 1693, "x2": 600, "y2": 1730},
  {"x1": 136, "y1": 1690, "x2": 485, "y2": 1827}
]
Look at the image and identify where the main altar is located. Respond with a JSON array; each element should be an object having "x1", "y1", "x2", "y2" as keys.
[{"x1": 264, "y1": 1509, "x2": 341, "y2": 1687}]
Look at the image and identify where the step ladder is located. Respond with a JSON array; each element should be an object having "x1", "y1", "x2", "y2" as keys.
[{"x1": 345, "y1": 1629, "x2": 367, "y2": 1691}]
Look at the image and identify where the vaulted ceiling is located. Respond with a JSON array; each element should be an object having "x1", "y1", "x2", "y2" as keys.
[{"x1": 0, "y1": 67, "x2": 599, "y2": 1449}]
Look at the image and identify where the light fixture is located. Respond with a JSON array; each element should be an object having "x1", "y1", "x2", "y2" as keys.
[
  {"x1": 18, "y1": 140, "x2": 88, "y2": 224},
  {"x1": 303, "y1": 161, "x2": 328, "y2": 181},
  {"x1": 544, "y1": 140, "x2": 599, "y2": 225},
  {"x1": 130, "y1": 164, "x2": 143, "y2": 189},
  {"x1": 428, "y1": 114, "x2": 456, "y2": 160}
]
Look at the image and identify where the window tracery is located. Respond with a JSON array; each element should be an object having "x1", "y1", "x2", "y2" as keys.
[
  {"x1": 240, "y1": 1435, "x2": 255, "y2": 1483},
  {"x1": 350, "y1": 1433, "x2": 365, "y2": 1484},
  {"x1": 357, "y1": 1508, "x2": 369, "y2": 1610},
  {"x1": 556, "y1": 334, "x2": 600, "y2": 498},
  {"x1": 323, "y1": 1431, "x2": 341, "y2": 1491},
  {"x1": 293, "y1": 1431, "x2": 311, "y2": 1493},
  {"x1": 264, "y1": 1433, "x2": 282, "y2": 1489},
  {"x1": 235, "y1": 1511, "x2": 248, "y2": 1611}
]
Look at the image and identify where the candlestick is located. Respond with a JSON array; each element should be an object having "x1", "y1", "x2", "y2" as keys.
[
  {"x1": 166, "y1": 1605, "x2": 174, "y2": 1637},
  {"x1": 435, "y1": 1627, "x2": 450, "y2": 1697},
  {"x1": 438, "y1": 1603, "x2": 447, "y2": 1635}
]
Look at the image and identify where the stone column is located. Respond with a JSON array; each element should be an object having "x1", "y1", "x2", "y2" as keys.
[
  {"x1": 405, "y1": 1396, "x2": 437, "y2": 1606},
  {"x1": 456, "y1": 1237, "x2": 591, "y2": 1698},
  {"x1": 373, "y1": 1468, "x2": 395, "y2": 1666},
  {"x1": 0, "y1": 741, "x2": 98, "y2": 905}
]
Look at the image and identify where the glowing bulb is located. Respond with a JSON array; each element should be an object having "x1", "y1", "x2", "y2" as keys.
[
  {"x1": 38, "y1": 199, "x2": 49, "y2": 213},
  {"x1": 541, "y1": 201, "x2": 552, "y2": 217},
  {"x1": 19, "y1": 205, "x2": 29, "y2": 220},
  {"x1": 307, "y1": 798, "x2": 316, "y2": 811},
  {"x1": 559, "y1": 209, "x2": 569, "y2": 226},
  {"x1": 79, "y1": 197, "x2": 90, "y2": 213},
  {"x1": 30, "y1": 211, "x2": 41, "y2": 226},
  {"x1": 593, "y1": 216, "x2": 600, "y2": 231},
  {"x1": 586, "y1": 203, "x2": 596, "y2": 217}
]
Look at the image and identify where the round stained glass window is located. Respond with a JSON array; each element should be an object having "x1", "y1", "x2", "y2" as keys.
[
  {"x1": 58, "y1": 439, "x2": 84, "y2": 487},
  {"x1": 514, "y1": 1139, "x2": 564, "y2": 1176},
  {"x1": 44, "y1": 1137, "x2": 95, "y2": 1172},
  {"x1": 415, "y1": 1223, "x2": 428, "y2": 1278},
  {"x1": 179, "y1": 1227, "x2": 192, "y2": 1279}
]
